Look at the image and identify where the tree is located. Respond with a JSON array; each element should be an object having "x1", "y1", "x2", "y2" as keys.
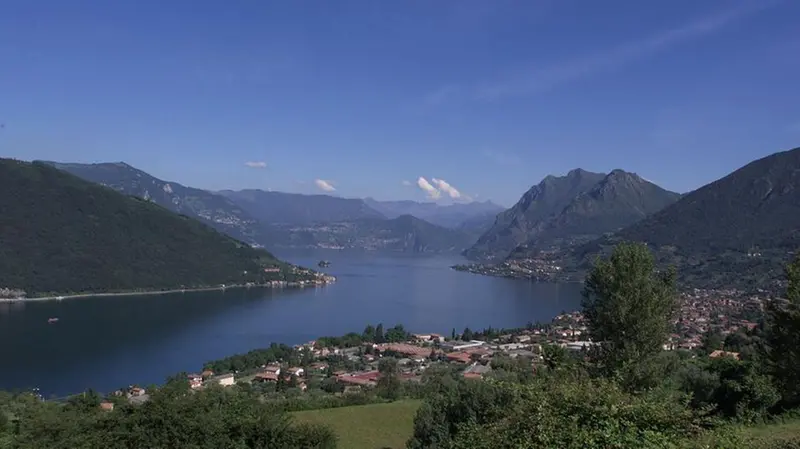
[
  {"x1": 582, "y1": 242, "x2": 678, "y2": 388},
  {"x1": 375, "y1": 323, "x2": 385, "y2": 344},
  {"x1": 541, "y1": 343, "x2": 570, "y2": 371},
  {"x1": 385, "y1": 324, "x2": 409, "y2": 342},
  {"x1": 377, "y1": 357, "x2": 401, "y2": 401},
  {"x1": 461, "y1": 327, "x2": 474, "y2": 341},
  {"x1": 700, "y1": 330, "x2": 725, "y2": 355},
  {"x1": 765, "y1": 254, "x2": 800, "y2": 407},
  {"x1": 362, "y1": 324, "x2": 375, "y2": 342}
]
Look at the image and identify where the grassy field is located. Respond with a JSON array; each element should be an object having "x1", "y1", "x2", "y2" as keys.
[
  {"x1": 738, "y1": 417, "x2": 800, "y2": 446},
  {"x1": 292, "y1": 400, "x2": 422, "y2": 449}
]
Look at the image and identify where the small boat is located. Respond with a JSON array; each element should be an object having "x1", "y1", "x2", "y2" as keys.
[
  {"x1": 318, "y1": 260, "x2": 331, "y2": 267},
  {"x1": 55, "y1": 296, "x2": 64, "y2": 301},
  {"x1": 47, "y1": 317, "x2": 59, "y2": 324}
]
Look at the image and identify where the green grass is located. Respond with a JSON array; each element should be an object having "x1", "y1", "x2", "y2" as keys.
[
  {"x1": 738, "y1": 417, "x2": 800, "y2": 446},
  {"x1": 683, "y1": 418, "x2": 800, "y2": 448},
  {"x1": 292, "y1": 400, "x2": 422, "y2": 449}
]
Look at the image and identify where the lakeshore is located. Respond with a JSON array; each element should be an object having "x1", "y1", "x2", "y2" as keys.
[
  {"x1": 0, "y1": 274, "x2": 337, "y2": 303},
  {"x1": 0, "y1": 252, "x2": 583, "y2": 396}
]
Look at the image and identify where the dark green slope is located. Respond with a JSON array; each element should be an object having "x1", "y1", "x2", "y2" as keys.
[
  {"x1": 45, "y1": 161, "x2": 268, "y2": 247},
  {"x1": 0, "y1": 159, "x2": 303, "y2": 297},
  {"x1": 570, "y1": 146, "x2": 800, "y2": 289}
]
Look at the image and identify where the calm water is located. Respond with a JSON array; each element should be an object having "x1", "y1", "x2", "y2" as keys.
[{"x1": 0, "y1": 251, "x2": 581, "y2": 397}]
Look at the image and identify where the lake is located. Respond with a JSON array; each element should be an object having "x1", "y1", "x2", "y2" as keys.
[{"x1": 0, "y1": 250, "x2": 582, "y2": 397}]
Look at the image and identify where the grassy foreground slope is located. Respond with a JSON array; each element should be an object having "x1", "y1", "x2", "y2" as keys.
[
  {"x1": 292, "y1": 400, "x2": 421, "y2": 449},
  {"x1": 0, "y1": 159, "x2": 301, "y2": 297}
]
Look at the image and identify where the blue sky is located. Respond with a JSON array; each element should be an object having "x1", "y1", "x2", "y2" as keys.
[{"x1": 1, "y1": 0, "x2": 799, "y2": 207}]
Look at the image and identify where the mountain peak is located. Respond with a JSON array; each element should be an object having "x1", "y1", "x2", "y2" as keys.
[
  {"x1": 464, "y1": 167, "x2": 679, "y2": 261},
  {"x1": 572, "y1": 146, "x2": 800, "y2": 290},
  {"x1": 567, "y1": 168, "x2": 590, "y2": 178}
]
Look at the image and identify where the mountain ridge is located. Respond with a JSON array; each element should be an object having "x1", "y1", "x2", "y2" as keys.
[
  {"x1": 0, "y1": 159, "x2": 316, "y2": 297},
  {"x1": 220, "y1": 189, "x2": 386, "y2": 225},
  {"x1": 262, "y1": 213, "x2": 474, "y2": 253},
  {"x1": 465, "y1": 168, "x2": 680, "y2": 261},
  {"x1": 43, "y1": 161, "x2": 267, "y2": 246},
  {"x1": 565, "y1": 146, "x2": 800, "y2": 289},
  {"x1": 363, "y1": 197, "x2": 505, "y2": 229}
]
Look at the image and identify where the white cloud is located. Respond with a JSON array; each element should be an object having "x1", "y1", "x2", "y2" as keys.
[
  {"x1": 416, "y1": 177, "x2": 441, "y2": 200},
  {"x1": 314, "y1": 179, "x2": 336, "y2": 192},
  {"x1": 431, "y1": 178, "x2": 462, "y2": 199},
  {"x1": 417, "y1": 177, "x2": 472, "y2": 201},
  {"x1": 429, "y1": 2, "x2": 780, "y2": 103},
  {"x1": 401, "y1": 180, "x2": 413, "y2": 186},
  {"x1": 244, "y1": 161, "x2": 267, "y2": 168}
]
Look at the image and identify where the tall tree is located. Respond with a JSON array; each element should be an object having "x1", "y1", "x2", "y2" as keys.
[
  {"x1": 362, "y1": 324, "x2": 376, "y2": 342},
  {"x1": 377, "y1": 357, "x2": 401, "y2": 401},
  {"x1": 375, "y1": 323, "x2": 385, "y2": 344},
  {"x1": 582, "y1": 242, "x2": 678, "y2": 387},
  {"x1": 700, "y1": 330, "x2": 725, "y2": 355},
  {"x1": 765, "y1": 254, "x2": 800, "y2": 407}
]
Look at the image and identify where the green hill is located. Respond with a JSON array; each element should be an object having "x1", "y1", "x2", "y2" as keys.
[
  {"x1": 570, "y1": 146, "x2": 800, "y2": 289},
  {"x1": 45, "y1": 161, "x2": 270, "y2": 247},
  {"x1": 0, "y1": 159, "x2": 312, "y2": 297}
]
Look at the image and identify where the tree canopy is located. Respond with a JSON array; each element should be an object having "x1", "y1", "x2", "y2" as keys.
[{"x1": 582, "y1": 241, "x2": 678, "y2": 387}]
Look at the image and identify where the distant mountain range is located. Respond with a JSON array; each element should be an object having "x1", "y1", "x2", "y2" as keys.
[
  {"x1": 567, "y1": 146, "x2": 800, "y2": 290},
  {"x1": 46, "y1": 161, "x2": 269, "y2": 246},
  {"x1": 45, "y1": 161, "x2": 488, "y2": 254},
  {"x1": 464, "y1": 168, "x2": 680, "y2": 261},
  {"x1": 0, "y1": 160, "x2": 312, "y2": 297},
  {"x1": 364, "y1": 198, "x2": 504, "y2": 230},
  {"x1": 263, "y1": 214, "x2": 475, "y2": 253},
  {"x1": 219, "y1": 189, "x2": 386, "y2": 225}
]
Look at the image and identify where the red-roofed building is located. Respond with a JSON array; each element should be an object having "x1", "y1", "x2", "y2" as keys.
[
  {"x1": 254, "y1": 371, "x2": 279, "y2": 382},
  {"x1": 446, "y1": 352, "x2": 472, "y2": 364},
  {"x1": 336, "y1": 371, "x2": 380, "y2": 387},
  {"x1": 99, "y1": 401, "x2": 115, "y2": 411}
]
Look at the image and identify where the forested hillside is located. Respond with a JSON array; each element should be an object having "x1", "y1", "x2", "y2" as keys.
[
  {"x1": 47, "y1": 161, "x2": 269, "y2": 246},
  {"x1": 570, "y1": 146, "x2": 800, "y2": 289},
  {"x1": 0, "y1": 159, "x2": 307, "y2": 297}
]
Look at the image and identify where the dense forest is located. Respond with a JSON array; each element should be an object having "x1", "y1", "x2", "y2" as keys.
[{"x1": 0, "y1": 159, "x2": 311, "y2": 297}]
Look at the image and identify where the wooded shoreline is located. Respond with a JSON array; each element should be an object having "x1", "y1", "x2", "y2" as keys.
[{"x1": 0, "y1": 279, "x2": 336, "y2": 303}]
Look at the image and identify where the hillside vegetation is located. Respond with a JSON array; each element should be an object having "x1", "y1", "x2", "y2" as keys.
[
  {"x1": 47, "y1": 161, "x2": 269, "y2": 247},
  {"x1": 571, "y1": 146, "x2": 800, "y2": 289},
  {"x1": 0, "y1": 159, "x2": 305, "y2": 297}
]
